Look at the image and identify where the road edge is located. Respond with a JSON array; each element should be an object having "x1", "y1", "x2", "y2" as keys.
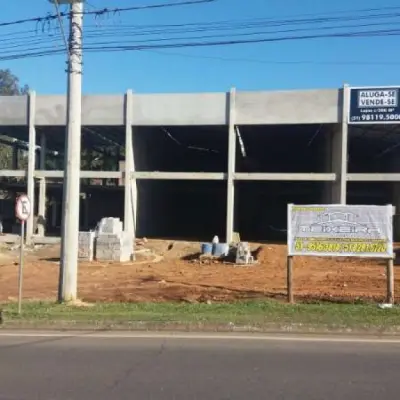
[{"x1": 2, "y1": 319, "x2": 400, "y2": 336}]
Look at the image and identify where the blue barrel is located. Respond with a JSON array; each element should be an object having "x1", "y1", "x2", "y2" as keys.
[
  {"x1": 212, "y1": 243, "x2": 229, "y2": 257},
  {"x1": 201, "y1": 243, "x2": 213, "y2": 255}
]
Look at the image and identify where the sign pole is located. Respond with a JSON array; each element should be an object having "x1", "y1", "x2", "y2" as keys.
[
  {"x1": 287, "y1": 256, "x2": 294, "y2": 304},
  {"x1": 18, "y1": 221, "x2": 25, "y2": 314},
  {"x1": 15, "y1": 194, "x2": 32, "y2": 315},
  {"x1": 386, "y1": 258, "x2": 394, "y2": 305}
]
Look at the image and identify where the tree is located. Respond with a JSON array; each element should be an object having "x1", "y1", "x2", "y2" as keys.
[
  {"x1": 0, "y1": 69, "x2": 115, "y2": 177},
  {"x1": 0, "y1": 69, "x2": 29, "y2": 172},
  {"x1": 0, "y1": 69, "x2": 29, "y2": 96}
]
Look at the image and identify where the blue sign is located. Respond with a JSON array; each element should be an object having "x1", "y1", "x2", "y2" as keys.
[{"x1": 348, "y1": 87, "x2": 400, "y2": 124}]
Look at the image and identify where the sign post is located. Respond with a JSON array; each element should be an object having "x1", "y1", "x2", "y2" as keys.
[{"x1": 15, "y1": 194, "x2": 32, "y2": 314}]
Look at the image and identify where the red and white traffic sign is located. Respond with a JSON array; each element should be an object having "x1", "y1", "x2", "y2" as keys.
[{"x1": 15, "y1": 195, "x2": 32, "y2": 222}]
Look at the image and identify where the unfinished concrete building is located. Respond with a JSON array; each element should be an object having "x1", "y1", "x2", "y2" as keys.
[{"x1": 0, "y1": 86, "x2": 399, "y2": 244}]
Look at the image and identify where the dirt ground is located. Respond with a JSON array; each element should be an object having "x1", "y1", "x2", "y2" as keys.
[{"x1": 0, "y1": 239, "x2": 398, "y2": 303}]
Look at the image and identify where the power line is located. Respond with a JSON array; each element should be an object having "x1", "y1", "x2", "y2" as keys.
[
  {"x1": 77, "y1": 0, "x2": 216, "y2": 15},
  {"x1": 0, "y1": 0, "x2": 217, "y2": 29},
  {"x1": 1, "y1": 8, "x2": 400, "y2": 53},
  {"x1": 64, "y1": 21, "x2": 400, "y2": 48},
  {"x1": 1, "y1": 26, "x2": 400, "y2": 62},
  {"x1": 52, "y1": 0, "x2": 70, "y2": 58},
  {"x1": 3, "y1": 19, "x2": 400, "y2": 53},
  {"x1": 1, "y1": 5, "x2": 400, "y2": 46},
  {"x1": 144, "y1": 49, "x2": 400, "y2": 66},
  {"x1": 1, "y1": 3, "x2": 400, "y2": 63}
]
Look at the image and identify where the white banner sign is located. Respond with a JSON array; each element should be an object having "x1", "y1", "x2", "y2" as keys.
[{"x1": 287, "y1": 204, "x2": 393, "y2": 258}]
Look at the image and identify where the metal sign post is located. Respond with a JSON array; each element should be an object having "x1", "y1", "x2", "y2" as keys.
[{"x1": 15, "y1": 194, "x2": 32, "y2": 314}]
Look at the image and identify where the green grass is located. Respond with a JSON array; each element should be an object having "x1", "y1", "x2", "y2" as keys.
[{"x1": 1, "y1": 300, "x2": 400, "y2": 330}]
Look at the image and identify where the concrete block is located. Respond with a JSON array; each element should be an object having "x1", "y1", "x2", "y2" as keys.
[
  {"x1": 78, "y1": 231, "x2": 95, "y2": 261},
  {"x1": 97, "y1": 217, "x2": 123, "y2": 235},
  {"x1": 95, "y1": 231, "x2": 133, "y2": 262}
]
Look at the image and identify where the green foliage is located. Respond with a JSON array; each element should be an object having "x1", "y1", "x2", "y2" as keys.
[
  {"x1": 0, "y1": 69, "x2": 28, "y2": 96},
  {"x1": 0, "y1": 69, "x2": 29, "y2": 172},
  {"x1": 0, "y1": 69, "x2": 119, "y2": 176}
]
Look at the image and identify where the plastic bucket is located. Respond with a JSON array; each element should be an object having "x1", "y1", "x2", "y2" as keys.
[
  {"x1": 201, "y1": 243, "x2": 213, "y2": 255},
  {"x1": 212, "y1": 243, "x2": 229, "y2": 257}
]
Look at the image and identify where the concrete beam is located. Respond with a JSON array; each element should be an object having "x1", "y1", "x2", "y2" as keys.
[
  {"x1": 2, "y1": 88, "x2": 344, "y2": 126},
  {"x1": 234, "y1": 173, "x2": 336, "y2": 181},
  {"x1": 34, "y1": 170, "x2": 122, "y2": 179},
  {"x1": 133, "y1": 172, "x2": 227, "y2": 180},
  {"x1": 236, "y1": 89, "x2": 341, "y2": 124},
  {"x1": 133, "y1": 92, "x2": 228, "y2": 126},
  {"x1": 347, "y1": 174, "x2": 400, "y2": 182},
  {"x1": 0, "y1": 170, "x2": 26, "y2": 177},
  {"x1": 0, "y1": 95, "x2": 28, "y2": 125},
  {"x1": 26, "y1": 91, "x2": 36, "y2": 245},
  {"x1": 35, "y1": 95, "x2": 124, "y2": 126},
  {"x1": 1, "y1": 170, "x2": 340, "y2": 181}
]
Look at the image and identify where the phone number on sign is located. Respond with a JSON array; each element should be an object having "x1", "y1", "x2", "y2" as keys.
[
  {"x1": 361, "y1": 114, "x2": 400, "y2": 121},
  {"x1": 294, "y1": 241, "x2": 387, "y2": 253}
]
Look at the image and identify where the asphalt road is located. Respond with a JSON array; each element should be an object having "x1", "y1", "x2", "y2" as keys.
[{"x1": 1, "y1": 332, "x2": 400, "y2": 400}]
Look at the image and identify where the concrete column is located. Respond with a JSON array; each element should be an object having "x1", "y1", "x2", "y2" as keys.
[
  {"x1": 37, "y1": 132, "x2": 47, "y2": 237},
  {"x1": 321, "y1": 129, "x2": 333, "y2": 204},
  {"x1": 51, "y1": 198, "x2": 57, "y2": 229},
  {"x1": 390, "y1": 156, "x2": 400, "y2": 241},
  {"x1": 392, "y1": 184, "x2": 400, "y2": 241},
  {"x1": 124, "y1": 89, "x2": 136, "y2": 237},
  {"x1": 331, "y1": 84, "x2": 350, "y2": 204},
  {"x1": 39, "y1": 132, "x2": 46, "y2": 169},
  {"x1": 226, "y1": 88, "x2": 237, "y2": 243},
  {"x1": 84, "y1": 194, "x2": 89, "y2": 230},
  {"x1": 26, "y1": 91, "x2": 36, "y2": 245},
  {"x1": 11, "y1": 145, "x2": 18, "y2": 169},
  {"x1": 37, "y1": 178, "x2": 46, "y2": 236}
]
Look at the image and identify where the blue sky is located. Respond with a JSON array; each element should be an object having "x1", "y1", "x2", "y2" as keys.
[{"x1": 1, "y1": 0, "x2": 400, "y2": 94}]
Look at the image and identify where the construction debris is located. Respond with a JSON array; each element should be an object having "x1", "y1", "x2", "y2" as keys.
[
  {"x1": 235, "y1": 242, "x2": 255, "y2": 265},
  {"x1": 78, "y1": 231, "x2": 95, "y2": 261},
  {"x1": 78, "y1": 217, "x2": 134, "y2": 263}
]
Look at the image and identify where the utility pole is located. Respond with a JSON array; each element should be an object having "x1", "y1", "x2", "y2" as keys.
[{"x1": 51, "y1": 0, "x2": 84, "y2": 302}]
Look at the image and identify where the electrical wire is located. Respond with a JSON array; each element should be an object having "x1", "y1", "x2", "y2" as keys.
[
  {"x1": 1, "y1": 6, "x2": 400, "y2": 58},
  {"x1": 2, "y1": 6, "x2": 400, "y2": 47},
  {"x1": 143, "y1": 49, "x2": 400, "y2": 66},
  {"x1": 1, "y1": 26, "x2": 400, "y2": 62},
  {"x1": 2, "y1": 10, "x2": 400, "y2": 50},
  {"x1": 1, "y1": 4, "x2": 400, "y2": 63},
  {"x1": 52, "y1": 0, "x2": 70, "y2": 57},
  {"x1": 1, "y1": 3, "x2": 400, "y2": 34},
  {"x1": 3, "y1": 19, "x2": 400, "y2": 54},
  {"x1": 82, "y1": 28, "x2": 400, "y2": 51},
  {"x1": 77, "y1": 0, "x2": 216, "y2": 15},
  {"x1": 9, "y1": 9, "x2": 400, "y2": 39},
  {"x1": 0, "y1": 0, "x2": 216, "y2": 29}
]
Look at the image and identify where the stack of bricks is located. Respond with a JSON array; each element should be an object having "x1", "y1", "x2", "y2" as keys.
[
  {"x1": 95, "y1": 217, "x2": 133, "y2": 262},
  {"x1": 78, "y1": 231, "x2": 96, "y2": 262}
]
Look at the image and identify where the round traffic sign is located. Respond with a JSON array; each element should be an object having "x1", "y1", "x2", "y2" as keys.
[{"x1": 15, "y1": 195, "x2": 32, "y2": 222}]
